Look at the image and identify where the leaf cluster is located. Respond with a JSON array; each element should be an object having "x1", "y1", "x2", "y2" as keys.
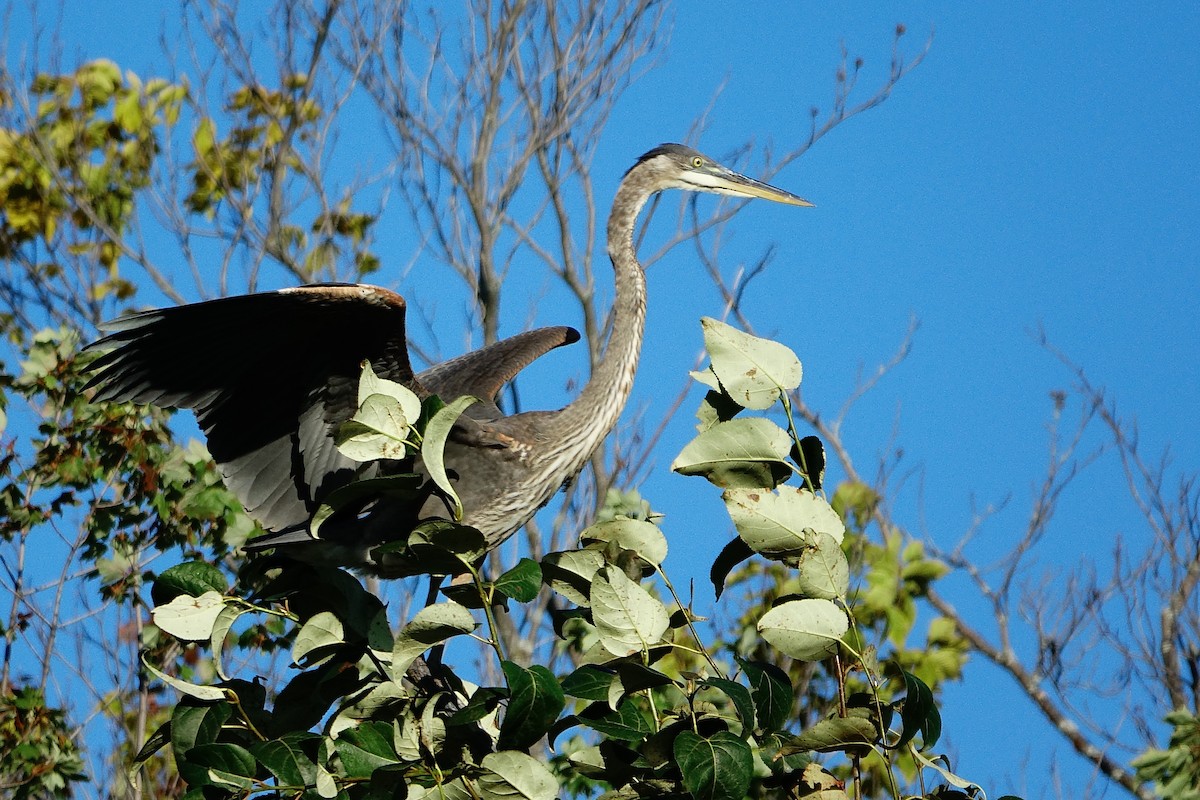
[
  {"x1": 0, "y1": 60, "x2": 184, "y2": 289},
  {"x1": 125, "y1": 322, "x2": 1011, "y2": 800}
]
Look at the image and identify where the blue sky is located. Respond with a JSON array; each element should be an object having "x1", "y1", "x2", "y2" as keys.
[{"x1": 10, "y1": 2, "x2": 1199, "y2": 796}]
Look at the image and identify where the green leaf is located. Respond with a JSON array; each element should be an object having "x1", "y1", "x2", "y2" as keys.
[
  {"x1": 135, "y1": 720, "x2": 172, "y2": 763},
  {"x1": 183, "y1": 743, "x2": 257, "y2": 790},
  {"x1": 151, "y1": 591, "x2": 226, "y2": 641},
  {"x1": 391, "y1": 601, "x2": 476, "y2": 680},
  {"x1": 757, "y1": 599, "x2": 848, "y2": 662},
  {"x1": 674, "y1": 730, "x2": 754, "y2": 800},
  {"x1": 476, "y1": 751, "x2": 558, "y2": 800},
  {"x1": 405, "y1": 520, "x2": 488, "y2": 574},
  {"x1": 710, "y1": 537, "x2": 755, "y2": 600},
  {"x1": 672, "y1": 417, "x2": 792, "y2": 488},
  {"x1": 494, "y1": 558, "x2": 542, "y2": 602},
  {"x1": 783, "y1": 716, "x2": 878, "y2": 754},
  {"x1": 499, "y1": 661, "x2": 566, "y2": 751},
  {"x1": 292, "y1": 610, "x2": 345, "y2": 668},
  {"x1": 796, "y1": 532, "x2": 850, "y2": 600},
  {"x1": 561, "y1": 665, "x2": 615, "y2": 701},
  {"x1": 252, "y1": 732, "x2": 321, "y2": 789},
  {"x1": 737, "y1": 659, "x2": 794, "y2": 733},
  {"x1": 575, "y1": 699, "x2": 653, "y2": 741},
  {"x1": 170, "y1": 701, "x2": 231, "y2": 755},
  {"x1": 334, "y1": 721, "x2": 403, "y2": 779},
  {"x1": 590, "y1": 566, "x2": 669, "y2": 657},
  {"x1": 446, "y1": 687, "x2": 505, "y2": 727},
  {"x1": 700, "y1": 678, "x2": 756, "y2": 733},
  {"x1": 898, "y1": 670, "x2": 941, "y2": 750},
  {"x1": 701, "y1": 317, "x2": 802, "y2": 409},
  {"x1": 421, "y1": 394, "x2": 481, "y2": 519},
  {"x1": 151, "y1": 561, "x2": 228, "y2": 605},
  {"x1": 309, "y1": 474, "x2": 422, "y2": 536}
]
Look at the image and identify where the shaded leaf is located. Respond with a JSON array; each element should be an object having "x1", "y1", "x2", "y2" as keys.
[
  {"x1": 252, "y1": 732, "x2": 320, "y2": 789},
  {"x1": 582, "y1": 518, "x2": 668, "y2": 567},
  {"x1": 405, "y1": 520, "x2": 488, "y2": 575},
  {"x1": 700, "y1": 678, "x2": 755, "y2": 733},
  {"x1": 494, "y1": 558, "x2": 542, "y2": 602},
  {"x1": 292, "y1": 611, "x2": 345, "y2": 668},
  {"x1": 151, "y1": 561, "x2": 228, "y2": 605},
  {"x1": 898, "y1": 671, "x2": 941, "y2": 750},
  {"x1": 738, "y1": 659, "x2": 794, "y2": 733},
  {"x1": 499, "y1": 661, "x2": 566, "y2": 751},
  {"x1": 312, "y1": 474, "x2": 422, "y2": 536},
  {"x1": 674, "y1": 730, "x2": 754, "y2": 800},
  {"x1": 575, "y1": 699, "x2": 653, "y2": 741},
  {"x1": 541, "y1": 549, "x2": 605, "y2": 606},
  {"x1": 561, "y1": 665, "x2": 615, "y2": 701},
  {"x1": 334, "y1": 721, "x2": 403, "y2": 779},
  {"x1": 710, "y1": 536, "x2": 755, "y2": 600},
  {"x1": 184, "y1": 743, "x2": 256, "y2": 790}
]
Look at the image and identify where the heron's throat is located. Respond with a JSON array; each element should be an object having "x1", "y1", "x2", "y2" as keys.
[{"x1": 555, "y1": 180, "x2": 653, "y2": 454}]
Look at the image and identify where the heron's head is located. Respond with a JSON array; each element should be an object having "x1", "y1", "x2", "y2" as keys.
[{"x1": 631, "y1": 143, "x2": 813, "y2": 207}]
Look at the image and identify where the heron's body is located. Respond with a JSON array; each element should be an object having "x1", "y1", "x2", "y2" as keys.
[{"x1": 84, "y1": 144, "x2": 810, "y2": 575}]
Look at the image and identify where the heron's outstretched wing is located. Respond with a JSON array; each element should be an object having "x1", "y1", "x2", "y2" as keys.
[
  {"x1": 84, "y1": 284, "x2": 422, "y2": 531},
  {"x1": 418, "y1": 326, "x2": 580, "y2": 418}
]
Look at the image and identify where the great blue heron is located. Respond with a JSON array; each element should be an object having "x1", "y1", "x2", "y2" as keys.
[{"x1": 84, "y1": 144, "x2": 811, "y2": 576}]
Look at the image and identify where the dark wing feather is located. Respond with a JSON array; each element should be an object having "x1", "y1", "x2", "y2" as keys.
[
  {"x1": 417, "y1": 326, "x2": 579, "y2": 418},
  {"x1": 83, "y1": 284, "x2": 419, "y2": 531}
]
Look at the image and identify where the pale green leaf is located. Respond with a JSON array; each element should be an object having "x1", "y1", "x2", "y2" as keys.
[
  {"x1": 701, "y1": 317, "x2": 802, "y2": 409},
  {"x1": 356, "y1": 359, "x2": 420, "y2": 410},
  {"x1": 391, "y1": 602, "x2": 477, "y2": 680},
  {"x1": 477, "y1": 751, "x2": 559, "y2": 800},
  {"x1": 796, "y1": 532, "x2": 850, "y2": 600},
  {"x1": 210, "y1": 604, "x2": 245, "y2": 681},
  {"x1": 142, "y1": 657, "x2": 228, "y2": 701},
  {"x1": 590, "y1": 566, "x2": 670, "y2": 657},
  {"x1": 421, "y1": 395, "x2": 481, "y2": 520},
  {"x1": 581, "y1": 518, "x2": 668, "y2": 567},
  {"x1": 151, "y1": 590, "x2": 226, "y2": 641},
  {"x1": 292, "y1": 611, "x2": 345, "y2": 667},
  {"x1": 336, "y1": 393, "x2": 413, "y2": 461},
  {"x1": 672, "y1": 417, "x2": 792, "y2": 488},
  {"x1": 758, "y1": 599, "x2": 848, "y2": 662},
  {"x1": 541, "y1": 549, "x2": 606, "y2": 606},
  {"x1": 724, "y1": 486, "x2": 846, "y2": 559}
]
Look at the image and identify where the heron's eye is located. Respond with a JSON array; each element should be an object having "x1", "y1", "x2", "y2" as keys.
[{"x1": 691, "y1": 156, "x2": 704, "y2": 168}]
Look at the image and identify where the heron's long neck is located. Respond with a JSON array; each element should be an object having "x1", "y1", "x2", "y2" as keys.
[{"x1": 553, "y1": 179, "x2": 651, "y2": 453}]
